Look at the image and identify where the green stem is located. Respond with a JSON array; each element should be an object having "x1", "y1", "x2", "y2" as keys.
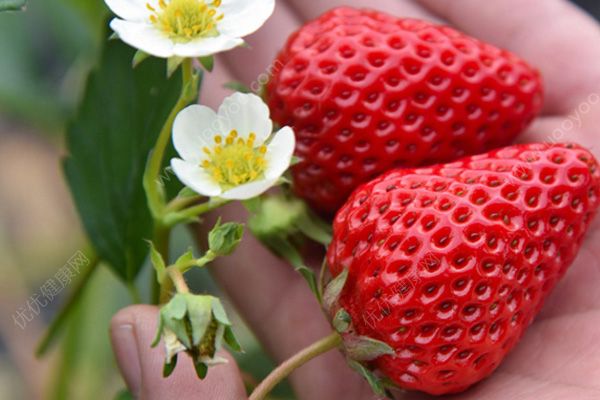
[
  {"x1": 153, "y1": 223, "x2": 171, "y2": 304},
  {"x1": 167, "y1": 266, "x2": 190, "y2": 294},
  {"x1": 143, "y1": 58, "x2": 197, "y2": 219},
  {"x1": 163, "y1": 198, "x2": 229, "y2": 227},
  {"x1": 36, "y1": 251, "x2": 100, "y2": 357},
  {"x1": 248, "y1": 332, "x2": 342, "y2": 400}
]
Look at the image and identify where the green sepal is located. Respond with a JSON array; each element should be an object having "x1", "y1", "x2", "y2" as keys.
[
  {"x1": 132, "y1": 50, "x2": 150, "y2": 68},
  {"x1": 347, "y1": 360, "x2": 388, "y2": 397},
  {"x1": 163, "y1": 355, "x2": 178, "y2": 377},
  {"x1": 223, "y1": 326, "x2": 242, "y2": 352},
  {"x1": 295, "y1": 210, "x2": 332, "y2": 245},
  {"x1": 167, "y1": 56, "x2": 185, "y2": 78},
  {"x1": 223, "y1": 80, "x2": 252, "y2": 94},
  {"x1": 108, "y1": 32, "x2": 119, "y2": 40},
  {"x1": 344, "y1": 336, "x2": 394, "y2": 361},
  {"x1": 186, "y1": 295, "x2": 213, "y2": 346},
  {"x1": 323, "y1": 268, "x2": 349, "y2": 313},
  {"x1": 210, "y1": 297, "x2": 230, "y2": 325},
  {"x1": 174, "y1": 248, "x2": 195, "y2": 270},
  {"x1": 194, "y1": 360, "x2": 208, "y2": 379},
  {"x1": 148, "y1": 241, "x2": 167, "y2": 285},
  {"x1": 199, "y1": 56, "x2": 214, "y2": 72},
  {"x1": 332, "y1": 308, "x2": 351, "y2": 333},
  {"x1": 296, "y1": 265, "x2": 321, "y2": 304}
]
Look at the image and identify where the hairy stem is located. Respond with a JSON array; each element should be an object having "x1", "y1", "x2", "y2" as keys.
[
  {"x1": 167, "y1": 266, "x2": 190, "y2": 294},
  {"x1": 248, "y1": 332, "x2": 342, "y2": 400}
]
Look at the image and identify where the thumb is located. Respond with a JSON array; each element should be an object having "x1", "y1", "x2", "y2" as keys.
[{"x1": 110, "y1": 304, "x2": 247, "y2": 400}]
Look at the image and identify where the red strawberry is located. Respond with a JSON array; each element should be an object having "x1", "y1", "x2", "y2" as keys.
[
  {"x1": 325, "y1": 143, "x2": 600, "y2": 395},
  {"x1": 266, "y1": 7, "x2": 544, "y2": 215}
]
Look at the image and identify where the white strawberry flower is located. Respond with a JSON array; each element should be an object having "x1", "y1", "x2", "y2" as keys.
[
  {"x1": 171, "y1": 93, "x2": 295, "y2": 200},
  {"x1": 104, "y1": 0, "x2": 275, "y2": 58}
]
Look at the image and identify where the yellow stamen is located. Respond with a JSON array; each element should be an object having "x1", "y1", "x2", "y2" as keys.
[
  {"x1": 148, "y1": 0, "x2": 223, "y2": 43},
  {"x1": 200, "y1": 132, "x2": 268, "y2": 189}
]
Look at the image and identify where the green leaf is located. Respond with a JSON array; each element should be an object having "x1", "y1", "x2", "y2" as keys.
[
  {"x1": 323, "y1": 268, "x2": 349, "y2": 313},
  {"x1": 223, "y1": 80, "x2": 252, "y2": 94},
  {"x1": 199, "y1": 55, "x2": 214, "y2": 72},
  {"x1": 0, "y1": 0, "x2": 25, "y2": 11},
  {"x1": 63, "y1": 40, "x2": 182, "y2": 282}
]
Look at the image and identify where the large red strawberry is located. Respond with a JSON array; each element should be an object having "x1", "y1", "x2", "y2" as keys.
[
  {"x1": 325, "y1": 143, "x2": 600, "y2": 395},
  {"x1": 266, "y1": 7, "x2": 544, "y2": 215}
]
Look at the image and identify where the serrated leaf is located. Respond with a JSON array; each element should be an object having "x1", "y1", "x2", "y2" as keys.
[
  {"x1": 323, "y1": 268, "x2": 349, "y2": 313},
  {"x1": 344, "y1": 335, "x2": 394, "y2": 361},
  {"x1": 347, "y1": 360, "x2": 386, "y2": 396},
  {"x1": 63, "y1": 40, "x2": 182, "y2": 282},
  {"x1": 0, "y1": 0, "x2": 25, "y2": 11},
  {"x1": 223, "y1": 80, "x2": 252, "y2": 94},
  {"x1": 332, "y1": 308, "x2": 351, "y2": 333},
  {"x1": 199, "y1": 55, "x2": 214, "y2": 72}
]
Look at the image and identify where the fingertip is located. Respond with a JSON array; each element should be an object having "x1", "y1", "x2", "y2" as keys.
[{"x1": 111, "y1": 305, "x2": 159, "y2": 397}]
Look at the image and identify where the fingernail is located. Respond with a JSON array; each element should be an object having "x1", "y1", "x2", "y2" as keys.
[{"x1": 111, "y1": 321, "x2": 142, "y2": 397}]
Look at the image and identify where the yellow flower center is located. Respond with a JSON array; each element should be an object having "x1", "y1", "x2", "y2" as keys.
[
  {"x1": 202, "y1": 130, "x2": 268, "y2": 189},
  {"x1": 147, "y1": 0, "x2": 223, "y2": 42}
]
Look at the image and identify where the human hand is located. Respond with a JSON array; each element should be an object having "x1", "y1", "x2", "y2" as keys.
[{"x1": 112, "y1": 1, "x2": 600, "y2": 399}]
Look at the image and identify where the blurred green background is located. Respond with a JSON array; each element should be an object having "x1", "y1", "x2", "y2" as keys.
[{"x1": 0, "y1": 1, "x2": 598, "y2": 399}]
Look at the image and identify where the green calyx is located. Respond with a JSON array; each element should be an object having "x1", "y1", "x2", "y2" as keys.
[
  {"x1": 152, "y1": 293, "x2": 242, "y2": 379},
  {"x1": 322, "y1": 268, "x2": 397, "y2": 398}
]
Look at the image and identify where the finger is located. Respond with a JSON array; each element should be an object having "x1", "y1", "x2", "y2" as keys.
[
  {"x1": 110, "y1": 305, "x2": 247, "y2": 400},
  {"x1": 416, "y1": 0, "x2": 600, "y2": 114},
  {"x1": 198, "y1": 206, "x2": 372, "y2": 400},
  {"x1": 285, "y1": 0, "x2": 443, "y2": 23}
]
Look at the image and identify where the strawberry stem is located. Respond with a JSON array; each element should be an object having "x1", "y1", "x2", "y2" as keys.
[{"x1": 248, "y1": 331, "x2": 342, "y2": 400}]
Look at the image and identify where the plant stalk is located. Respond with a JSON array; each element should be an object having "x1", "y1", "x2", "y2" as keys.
[{"x1": 248, "y1": 331, "x2": 342, "y2": 400}]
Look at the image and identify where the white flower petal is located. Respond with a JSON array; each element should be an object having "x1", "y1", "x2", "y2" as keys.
[
  {"x1": 172, "y1": 35, "x2": 243, "y2": 58},
  {"x1": 220, "y1": 178, "x2": 277, "y2": 200},
  {"x1": 171, "y1": 158, "x2": 222, "y2": 197},
  {"x1": 173, "y1": 105, "x2": 220, "y2": 163},
  {"x1": 110, "y1": 19, "x2": 174, "y2": 58},
  {"x1": 217, "y1": 93, "x2": 272, "y2": 143},
  {"x1": 217, "y1": 0, "x2": 275, "y2": 38},
  {"x1": 264, "y1": 126, "x2": 295, "y2": 180},
  {"x1": 105, "y1": 0, "x2": 149, "y2": 22}
]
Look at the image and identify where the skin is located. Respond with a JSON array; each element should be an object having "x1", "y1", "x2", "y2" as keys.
[{"x1": 110, "y1": 0, "x2": 600, "y2": 398}]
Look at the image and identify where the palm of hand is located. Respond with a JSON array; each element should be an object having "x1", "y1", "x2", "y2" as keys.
[{"x1": 201, "y1": 0, "x2": 600, "y2": 399}]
